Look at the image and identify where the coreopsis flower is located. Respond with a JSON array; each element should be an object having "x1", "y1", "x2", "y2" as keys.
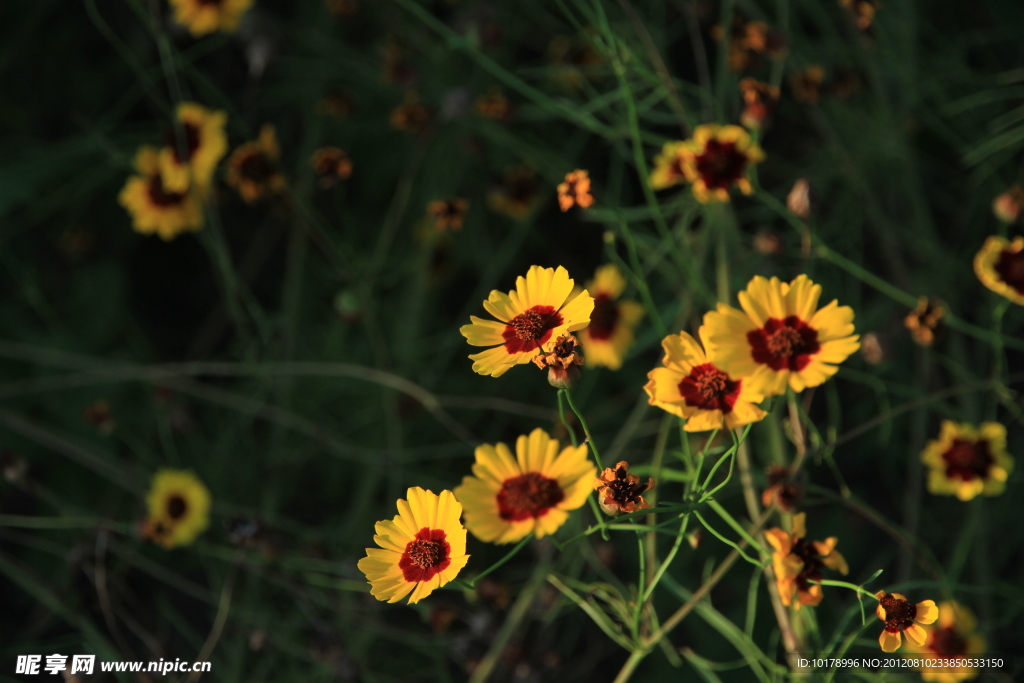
[
  {"x1": 974, "y1": 236, "x2": 1024, "y2": 305},
  {"x1": 532, "y1": 334, "x2": 584, "y2": 389},
  {"x1": 678, "y1": 124, "x2": 766, "y2": 203},
  {"x1": 310, "y1": 147, "x2": 352, "y2": 188},
  {"x1": 226, "y1": 125, "x2": 286, "y2": 203},
  {"x1": 704, "y1": 274, "x2": 861, "y2": 396},
  {"x1": 907, "y1": 601, "x2": 987, "y2": 683},
  {"x1": 357, "y1": 488, "x2": 469, "y2": 604},
  {"x1": 453, "y1": 428, "x2": 595, "y2": 544},
  {"x1": 921, "y1": 421, "x2": 1013, "y2": 501},
  {"x1": 761, "y1": 465, "x2": 800, "y2": 512},
  {"x1": 459, "y1": 266, "x2": 594, "y2": 377},
  {"x1": 474, "y1": 87, "x2": 512, "y2": 121},
  {"x1": 644, "y1": 327, "x2": 768, "y2": 432},
  {"x1": 648, "y1": 141, "x2": 689, "y2": 191},
  {"x1": 874, "y1": 591, "x2": 939, "y2": 653},
  {"x1": 711, "y1": 17, "x2": 782, "y2": 72},
  {"x1": 390, "y1": 92, "x2": 431, "y2": 134},
  {"x1": 992, "y1": 185, "x2": 1024, "y2": 223},
  {"x1": 904, "y1": 297, "x2": 945, "y2": 346},
  {"x1": 158, "y1": 103, "x2": 228, "y2": 193},
  {"x1": 594, "y1": 462, "x2": 654, "y2": 516},
  {"x1": 169, "y1": 0, "x2": 253, "y2": 37},
  {"x1": 579, "y1": 264, "x2": 644, "y2": 370},
  {"x1": 426, "y1": 198, "x2": 469, "y2": 232},
  {"x1": 739, "y1": 78, "x2": 779, "y2": 130},
  {"x1": 488, "y1": 165, "x2": 541, "y2": 219},
  {"x1": 791, "y1": 66, "x2": 826, "y2": 104},
  {"x1": 556, "y1": 169, "x2": 595, "y2": 212},
  {"x1": 119, "y1": 146, "x2": 204, "y2": 241},
  {"x1": 764, "y1": 513, "x2": 848, "y2": 610},
  {"x1": 839, "y1": 0, "x2": 879, "y2": 32},
  {"x1": 787, "y1": 178, "x2": 812, "y2": 219},
  {"x1": 143, "y1": 469, "x2": 211, "y2": 549}
]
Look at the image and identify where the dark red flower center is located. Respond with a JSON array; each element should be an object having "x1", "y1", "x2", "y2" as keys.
[
  {"x1": 941, "y1": 438, "x2": 993, "y2": 482},
  {"x1": 146, "y1": 174, "x2": 186, "y2": 208},
  {"x1": 928, "y1": 625, "x2": 967, "y2": 657},
  {"x1": 167, "y1": 495, "x2": 187, "y2": 520},
  {"x1": 239, "y1": 151, "x2": 275, "y2": 183},
  {"x1": 196, "y1": 0, "x2": 225, "y2": 6},
  {"x1": 879, "y1": 593, "x2": 917, "y2": 634},
  {"x1": 789, "y1": 537, "x2": 826, "y2": 594},
  {"x1": 678, "y1": 363, "x2": 740, "y2": 413},
  {"x1": 497, "y1": 472, "x2": 564, "y2": 521},
  {"x1": 502, "y1": 305, "x2": 563, "y2": 353},
  {"x1": 748, "y1": 316, "x2": 821, "y2": 371},
  {"x1": 994, "y1": 247, "x2": 1024, "y2": 294},
  {"x1": 694, "y1": 139, "x2": 749, "y2": 190},
  {"x1": 601, "y1": 465, "x2": 649, "y2": 509},
  {"x1": 587, "y1": 293, "x2": 619, "y2": 340},
  {"x1": 164, "y1": 122, "x2": 201, "y2": 164},
  {"x1": 399, "y1": 528, "x2": 451, "y2": 582}
]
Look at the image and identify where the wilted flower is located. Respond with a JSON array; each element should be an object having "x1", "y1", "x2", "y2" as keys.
[
  {"x1": 839, "y1": 0, "x2": 880, "y2": 32},
  {"x1": 739, "y1": 78, "x2": 780, "y2": 130},
  {"x1": 390, "y1": 92, "x2": 431, "y2": 134},
  {"x1": 992, "y1": 186, "x2": 1024, "y2": 223},
  {"x1": 790, "y1": 66, "x2": 826, "y2": 104},
  {"x1": 532, "y1": 334, "x2": 584, "y2": 389},
  {"x1": 475, "y1": 87, "x2": 512, "y2": 121},
  {"x1": 594, "y1": 461, "x2": 654, "y2": 515},
  {"x1": 904, "y1": 297, "x2": 945, "y2": 346},
  {"x1": 556, "y1": 169, "x2": 595, "y2": 212},
  {"x1": 426, "y1": 198, "x2": 469, "y2": 232},
  {"x1": 310, "y1": 147, "x2": 352, "y2": 188},
  {"x1": 761, "y1": 466, "x2": 800, "y2": 512}
]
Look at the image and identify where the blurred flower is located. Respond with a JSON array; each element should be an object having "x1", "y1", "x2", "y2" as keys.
[
  {"x1": 907, "y1": 600, "x2": 986, "y2": 682},
  {"x1": 426, "y1": 198, "x2": 468, "y2": 232},
  {"x1": 488, "y1": 165, "x2": 541, "y2": 219},
  {"x1": 904, "y1": 297, "x2": 945, "y2": 346},
  {"x1": 119, "y1": 146, "x2": 204, "y2": 241},
  {"x1": 532, "y1": 334, "x2": 584, "y2": 389},
  {"x1": 974, "y1": 235, "x2": 1024, "y2": 305},
  {"x1": 579, "y1": 264, "x2": 644, "y2": 370},
  {"x1": 390, "y1": 92, "x2": 431, "y2": 134},
  {"x1": 459, "y1": 266, "x2": 594, "y2": 377},
  {"x1": 158, "y1": 103, "x2": 228, "y2": 193},
  {"x1": 787, "y1": 178, "x2": 812, "y2": 219},
  {"x1": 832, "y1": 67, "x2": 863, "y2": 99},
  {"x1": 753, "y1": 227, "x2": 783, "y2": 255},
  {"x1": 226, "y1": 125, "x2": 286, "y2": 203},
  {"x1": 790, "y1": 66, "x2": 826, "y2": 104},
  {"x1": 921, "y1": 421, "x2": 1013, "y2": 501},
  {"x1": 649, "y1": 141, "x2": 689, "y2": 191},
  {"x1": 645, "y1": 327, "x2": 767, "y2": 432},
  {"x1": 839, "y1": 0, "x2": 879, "y2": 31},
  {"x1": 556, "y1": 169, "x2": 595, "y2": 212},
  {"x1": 454, "y1": 428, "x2": 595, "y2": 544},
  {"x1": 764, "y1": 512, "x2": 848, "y2": 610},
  {"x1": 712, "y1": 17, "x2": 784, "y2": 72},
  {"x1": 475, "y1": 87, "x2": 512, "y2": 121},
  {"x1": 874, "y1": 591, "x2": 939, "y2": 653},
  {"x1": 83, "y1": 400, "x2": 115, "y2": 435},
  {"x1": 382, "y1": 38, "x2": 414, "y2": 86},
  {"x1": 704, "y1": 275, "x2": 860, "y2": 396},
  {"x1": 143, "y1": 469, "x2": 211, "y2": 549},
  {"x1": 992, "y1": 186, "x2": 1024, "y2": 223},
  {"x1": 316, "y1": 91, "x2": 355, "y2": 119},
  {"x1": 678, "y1": 124, "x2": 765, "y2": 203},
  {"x1": 861, "y1": 331, "x2": 884, "y2": 365},
  {"x1": 169, "y1": 0, "x2": 253, "y2": 37},
  {"x1": 594, "y1": 461, "x2": 654, "y2": 516},
  {"x1": 357, "y1": 488, "x2": 469, "y2": 604},
  {"x1": 739, "y1": 78, "x2": 779, "y2": 130},
  {"x1": 761, "y1": 465, "x2": 800, "y2": 512},
  {"x1": 311, "y1": 147, "x2": 352, "y2": 188},
  {"x1": 546, "y1": 34, "x2": 603, "y2": 91}
]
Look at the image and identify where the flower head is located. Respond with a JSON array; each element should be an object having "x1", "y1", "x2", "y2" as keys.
[
  {"x1": 907, "y1": 600, "x2": 987, "y2": 683},
  {"x1": 119, "y1": 146, "x2": 204, "y2": 241},
  {"x1": 594, "y1": 462, "x2": 654, "y2": 516},
  {"x1": 426, "y1": 198, "x2": 469, "y2": 232},
  {"x1": 704, "y1": 274, "x2": 860, "y2": 396},
  {"x1": 226, "y1": 125, "x2": 286, "y2": 203},
  {"x1": 311, "y1": 147, "x2": 353, "y2": 188},
  {"x1": 761, "y1": 465, "x2": 801, "y2": 512},
  {"x1": 158, "y1": 103, "x2": 228, "y2": 193},
  {"x1": 169, "y1": 0, "x2": 253, "y2": 37},
  {"x1": 143, "y1": 469, "x2": 211, "y2": 549},
  {"x1": 992, "y1": 186, "x2": 1024, "y2": 223},
  {"x1": 679, "y1": 125, "x2": 765, "y2": 203},
  {"x1": 475, "y1": 87, "x2": 512, "y2": 121},
  {"x1": 460, "y1": 266, "x2": 594, "y2": 377},
  {"x1": 874, "y1": 591, "x2": 939, "y2": 653},
  {"x1": 974, "y1": 236, "x2": 1024, "y2": 305},
  {"x1": 532, "y1": 334, "x2": 584, "y2": 389},
  {"x1": 454, "y1": 428, "x2": 596, "y2": 544},
  {"x1": 921, "y1": 421, "x2": 1013, "y2": 501},
  {"x1": 791, "y1": 66, "x2": 826, "y2": 104},
  {"x1": 579, "y1": 265, "x2": 644, "y2": 370},
  {"x1": 764, "y1": 513, "x2": 848, "y2": 609},
  {"x1": 390, "y1": 92, "x2": 431, "y2": 134},
  {"x1": 488, "y1": 165, "x2": 541, "y2": 219},
  {"x1": 644, "y1": 326, "x2": 767, "y2": 432},
  {"x1": 557, "y1": 169, "x2": 595, "y2": 211},
  {"x1": 357, "y1": 488, "x2": 469, "y2": 604},
  {"x1": 839, "y1": 0, "x2": 879, "y2": 32},
  {"x1": 904, "y1": 297, "x2": 945, "y2": 346},
  {"x1": 739, "y1": 78, "x2": 779, "y2": 130}
]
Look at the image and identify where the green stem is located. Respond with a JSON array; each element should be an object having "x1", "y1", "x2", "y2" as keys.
[
  {"x1": 457, "y1": 534, "x2": 534, "y2": 590},
  {"x1": 564, "y1": 390, "x2": 603, "y2": 469},
  {"x1": 557, "y1": 389, "x2": 579, "y2": 447}
]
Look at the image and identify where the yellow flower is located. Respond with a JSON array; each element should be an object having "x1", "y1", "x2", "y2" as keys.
[
  {"x1": 453, "y1": 428, "x2": 595, "y2": 544},
  {"x1": 357, "y1": 488, "x2": 469, "y2": 604},
  {"x1": 907, "y1": 600, "x2": 987, "y2": 683},
  {"x1": 875, "y1": 591, "x2": 939, "y2": 653},
  {"x1": 921, "y1": 421, "x2": 1013, "y2": 501},
  {"x1": 143, "y1": 469, "x2": 211, "y2": 549},
  {"x1": 579, "y1": 265, "x2": 644, "y2": 370},
  {"x1": 556, "y1": 169, "x2": 595, "y2": 211},
  {"x1": 118, "y1": 146, "x2": 204, "y2": 241},
  {"x1": 169, "y1": 0, "x2": 254, "y2": 37},
  {"x1": 763, "y1": 512, "x2": 848, "y2": 609},
  {"x1": 644, "y1": 326, "x2": 767, "y2": 432},
  {"x1": 648, "y1": 141, "x2": 689, "y2": 191},
  {"x1": 310, "y1": 146, "x2": 353, "y2": 188},
  {"x1": 974, "y1": 236, "x2": 1024, "y2": 305},
  {"x1": 704, "y1": 274, "x2": 861, "y2": 396},
  {"x1": 680, "y1": 124, "x2": 765, "y2": 203},
  {"x1": 459, "y1": 266, "x2": 594, "y2": 377},
  {"x1": 226, "y1": 125, "x2": 287, "y2": 203},
  {"x1": 157, "y1": 103, "x2": 228, "y2": 193}
]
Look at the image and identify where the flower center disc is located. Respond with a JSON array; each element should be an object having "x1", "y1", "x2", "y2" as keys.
[
  {"x1": 695, "y1": 139, "x2": 749, "y2": 190},
  {"x1": 941, "y1": 438, "x2": 993, "y2": 482},
  {"x1": 399, "y1": 528, "x2": 451, "y2": 582},
  {"x1": 167, "y1": 495, "x2": 188, "y2": 520},
  {"x1": 147, "y1": 175, "x2": 186, "y2": 208},
  {"x1": 502, "y1": 305, "x2": 562, "y2": 353},
  {"x1": 165, "y1": 122, "x2": 202, "y2": 163},
  {"x1": 678, "y1": 363, "x2": 739, "y2": 413},
  {"x1": 929, "y1": 626, "x2": 967, "y2": 656},
  {"x1": 879, "y1": 594, "x2": 917, "y2": 633},
  {"x1": 994, "y1": 248, "x2": 1024, "y2": 294},
  {"x1": 240, "y1": 152, "x2": 275, "y2": 183},
  {"x1": 748, "y1": 316, "x2": 821, "y2": 371},
  {"x1": 587, "y1": 294, "x2": 620, "y2": 340},
  {"x1": 497, "y1": 472, "x2": 564, "y2": 521}
]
